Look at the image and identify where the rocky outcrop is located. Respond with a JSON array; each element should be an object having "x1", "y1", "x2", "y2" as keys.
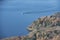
[
  {"x1": 1, "y1": 12, "x2": 60, "y2": 40},
  {"x1": 27, "y1": 12, "x2": 60, "y2": 40}
]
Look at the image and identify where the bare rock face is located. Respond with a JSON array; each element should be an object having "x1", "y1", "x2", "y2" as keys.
[
  {"x1": 27, "y1": 12, "x2": 60, "y2": 40},
  {"x1": 1, "y1": 12, "x2": 60, "y2": 40},
  {"x1": 1, "y1": 36, "x2": 21, "y2": 40}
]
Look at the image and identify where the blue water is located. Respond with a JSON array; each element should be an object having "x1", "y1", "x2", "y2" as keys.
[{"x1": 0, "y1": 0, "x2": 60, "y2": 39}]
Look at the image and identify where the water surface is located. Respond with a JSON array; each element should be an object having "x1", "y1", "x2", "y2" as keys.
[{"x1": 0, "y1": 0, "x2": 60, "y2": 38}]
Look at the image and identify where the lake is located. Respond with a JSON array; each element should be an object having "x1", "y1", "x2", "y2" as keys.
[{"x1": 0, "y1": 0, "x2": 60, "y2": 39}]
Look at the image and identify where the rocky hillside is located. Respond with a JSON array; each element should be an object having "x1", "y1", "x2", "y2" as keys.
[
  {"x1": 27, "y1": 12, "x2": 60, "y2": 40},
  {"x1": 2, "y1": 12, "x2": 60, "y2": 40}
]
